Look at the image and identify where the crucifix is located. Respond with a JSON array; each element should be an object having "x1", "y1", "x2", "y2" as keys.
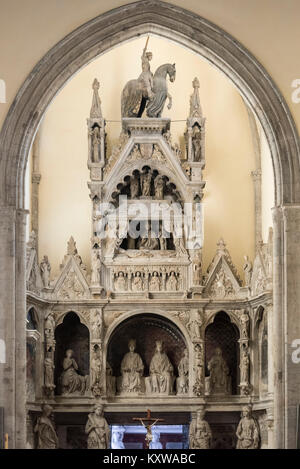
[{"x1": 132, "y1": 409, "x2": 164, "y2": 448}]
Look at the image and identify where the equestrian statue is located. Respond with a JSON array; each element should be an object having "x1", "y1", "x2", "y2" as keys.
[{"x1": 121, "y1": 37, "x2": 176, "y2": 118}]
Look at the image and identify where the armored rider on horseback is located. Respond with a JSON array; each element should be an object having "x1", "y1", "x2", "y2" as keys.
[{"x1": 138, "y1": 37, "x2": 154, "y2": 100}]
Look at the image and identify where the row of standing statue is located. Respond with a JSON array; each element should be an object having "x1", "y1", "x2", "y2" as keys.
[{"x1": 34, "y1": 404, "x2": 260, "y2": 449}]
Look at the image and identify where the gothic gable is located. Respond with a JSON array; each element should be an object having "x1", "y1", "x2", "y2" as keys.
[{"x1": 204, "y1": 239, "x2": 241, "y2": 299}]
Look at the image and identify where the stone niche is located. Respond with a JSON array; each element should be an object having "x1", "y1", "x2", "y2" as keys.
[
  {"x1": 205, "y1": 312, "x2": 240, "y2": 395},
  {"x1": 107, "y1": 313, "x2": 186, "y2": 395},
  {"x1": 54, "y1": 312, "x2": 90, "y2": 395}
]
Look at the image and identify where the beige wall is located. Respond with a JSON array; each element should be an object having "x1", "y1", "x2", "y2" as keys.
[
  {"x1": 37, "y1": 35, "x2": 259, "y2": 277},
  {"x1": 1, "y1": 0, "x2": 300, "y2": 134}
]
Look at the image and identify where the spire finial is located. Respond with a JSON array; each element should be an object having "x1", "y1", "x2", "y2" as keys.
[
  {"x1": 90, "y1": 78, "x2": 102, "y2": 119},
  {"x1": 189, "y1": 77, "x2": 202, "y2": 118}
]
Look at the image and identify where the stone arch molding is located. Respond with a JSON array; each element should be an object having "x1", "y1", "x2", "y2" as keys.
[
  {"x1": 103, "y1": 309, "x2": 191, "y2": 354},
  {"x1": 0, "y1": 0, "x2": 299, "y2": 207}
]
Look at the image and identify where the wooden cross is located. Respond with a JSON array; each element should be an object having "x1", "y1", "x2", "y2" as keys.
[{"x1": 133, "y1": 409, "x2": 164, "y2": 448}]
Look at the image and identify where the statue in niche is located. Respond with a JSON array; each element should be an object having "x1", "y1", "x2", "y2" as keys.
[
  {"x1": 240, "y1": 348, "x2": 250, "y2": 385},
  {"x1": 188, "y1": 310, "x2": 203, "y2": 341},
  {"x1": 90, "y1": 126, "x2": 101, "y2": 163},
  {"x1": 166, "y1": 271, "x2": 178, "y2": 291},
  {"x1": 111, "y1": 427, "x2": 125, "y2": 449},
  {"x1": 236, "y1": 405, "x2": 260, "y2": 449},
  {"x1": 192, "y1": 125, "x2": 202, "y2": 162},
  {"x1": 189, "y1": 408, "x2": 212, "y2": 449},
  {"x1": 91, "y1": 346, "x2": 102, "y2": 396},
  {"x1": 193, "y1": 250, "x2": 202, "y2": 285},
  {"x1": 40, "y1": 255, "x2": 51, "y2": 288},
  {"x1": 130, "y1": 173, "x2": 140, "y2": 199},
  {"x1": 44, "y1": 351, "x2": 55, "y2": 395},
  {"x1": 177, "y1": 348, "x2": 189, "y2": 394},
  {"x1": 149, "y1": 272, "x2": 161, "y2": 291},
  {"x1": 240, "y1": 311, "x2": 250, "y2": 339},
  {"x1": 206, "y1": 347, "x2": 231, "y2": 395},
  {"x1": 85, "y1": 405, "x2": 110, "y2": 449},
  {"x1": 193, "y1": 343, "x2": 204, "y2": 396},
  {"x1": 114, "y1": 271, "x2": 127, "y2": 291},
  {"x1": 120, "y1": 339, "x2": 144, "y2": 393},
  {"x1": 91, "y1": 248, "x2": 101, "y2": 284},
  {"x1": 154, "y1": 174, "x2": 164, "y2": 199},
  {"x1": 45, "y1": 312, "x2": 55, "y2": 342},
  {"x1": 132, "y1": 271, "x2": 144, "y2": 291},
  {"x1": 91, "y1": 310, "x2": 103, "y2": 341},
  {"x1": 149, "y1": 430, "x2": 163, "y2": 449},
  {"x1": 139, "y1": 222, "x2": 160, "y2": 250},
  {"x1": 174, "y1": 237, "x2": 187, "y2": 256},
  {"x1": 146, "y1": 340, "x2": 174, "y2": 395},
  {"x1": 60, "y1": 349, "x2": 88, "y2": 395},
  {"x1": 34, "y1": 404, "x2": 58, "y2": 449},
  {"x1": 140, "y1": 168, "x2": 152, "y2": 197},
  {"x1": 243, "y1": 255, "x2": 253, "y2": 287},
  {"x1": 159, "y1": 224, "x2": 167, "y2": 250},
  {"x1": 106, "y1": 362, "x2": 116, "y2": 396}
]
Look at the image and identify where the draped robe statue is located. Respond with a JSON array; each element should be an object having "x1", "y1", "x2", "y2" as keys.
[
  {"x1": 189, "y1": 408, "x2": 212, "y2": 449},
  {"x1": 60, "y1": 349, "x2": 88, "y2": 395},
  {"x1": 120, "y1": 339, "x2": 144, "y2": 393},
  {"x1": 206, "y1": 347, "x2": 231, "y2": 395},
  {"x1": 236, "y1": 406, "x2": 260, "y2": 449},
  {"x1": 85, "y1": 405, "x2": 110, "y2": 449},
  {"x1": 146, "y1": 341, "x2": 174, "y2": 394},
  {"x1": 177, "y1": 348, "x2": 189, "y2": 394},
  {"x1": 34, "y1": 405, "x2": 58, "y2": 449}
]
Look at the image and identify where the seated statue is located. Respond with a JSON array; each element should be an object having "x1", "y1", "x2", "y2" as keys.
[
  {"x1": 146, "y1": 340, "x2": 174, "y2": 395},
  {"x1": 177, "y1": 348, "x2": 189, "y2": 394},
  {"x1": 60, "y1": 349, "x2": 88, "y2": 395},
  {"x1": 120, "y1": 339, "x2": 144, "y2": 394},
  {"x1": 205, "y1": 347, "x2": 231, "y2": 395}
]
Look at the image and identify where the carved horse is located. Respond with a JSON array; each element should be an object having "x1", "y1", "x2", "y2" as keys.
[{"x1": 121, "y1": 63, "x2": 176, "y2": 118}]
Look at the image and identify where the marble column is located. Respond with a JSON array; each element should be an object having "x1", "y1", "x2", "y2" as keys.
[
  {"x1": 272, "y1": 205, "x2": 300, "y2": 448},
  {"x1": 0, "y1": 207, "x2": 28, "y2": 448}
]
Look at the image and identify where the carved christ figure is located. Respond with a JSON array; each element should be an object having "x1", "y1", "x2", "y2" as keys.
[
  {"x1": 120, "y1": 339, "x2": 144, "y2": 393},
  {"x1": 147, "y1": 340, "x2": 174, "y2": 394}
]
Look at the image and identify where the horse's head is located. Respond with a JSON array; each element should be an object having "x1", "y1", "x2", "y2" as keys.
[{"x1": 168, "y1": 63, "x2": 176, "y2": 83}]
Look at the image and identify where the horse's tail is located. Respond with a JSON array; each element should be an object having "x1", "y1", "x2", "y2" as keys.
[{"x1": 121, "y1": 79, "x2": 142, "y2": 118}]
